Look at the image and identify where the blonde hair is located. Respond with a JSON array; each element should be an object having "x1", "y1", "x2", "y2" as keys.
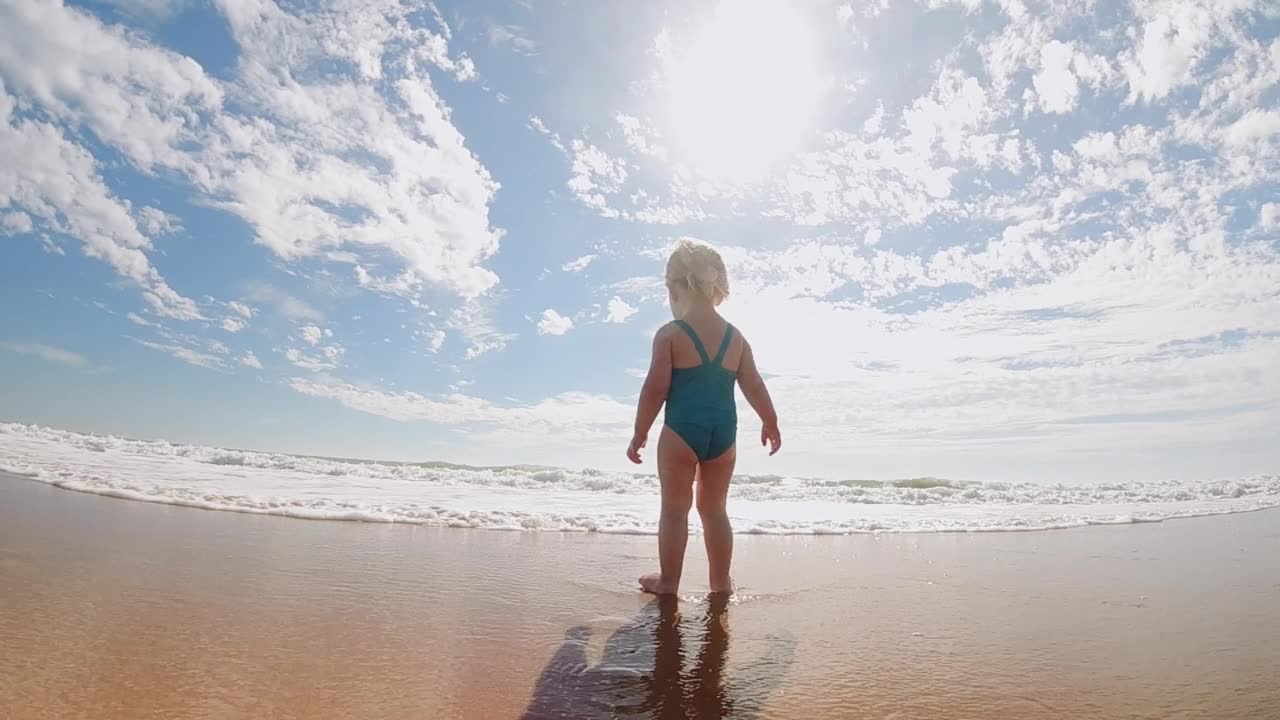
[{"x1": 666, "y1": 239, "x2": 729, "y2": 305}]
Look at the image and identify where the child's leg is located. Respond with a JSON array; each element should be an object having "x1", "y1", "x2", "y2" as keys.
[
  {"x1": 640, "y1": 426, "x2": 697, "y2": 595},
  {"x1": 695, "y1": 445, "x2": 736, "y2": 594}
]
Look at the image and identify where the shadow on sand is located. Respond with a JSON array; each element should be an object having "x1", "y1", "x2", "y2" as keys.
[{"x1": 521, "y1": 595, "x2": 796, "y2": 719}]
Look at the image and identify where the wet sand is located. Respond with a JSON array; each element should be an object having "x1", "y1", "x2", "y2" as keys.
[{"x1": 1, "y1": 472, "x2": 1277, "y2": 719}]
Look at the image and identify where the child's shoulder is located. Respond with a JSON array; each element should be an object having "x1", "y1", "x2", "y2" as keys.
[{"x1": 652, "y1": 321, "x2": 680, "y2": 344}]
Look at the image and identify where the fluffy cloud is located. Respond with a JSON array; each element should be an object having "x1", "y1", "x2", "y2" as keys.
[
  {"x1": 137, "y1": 206, "x2": 182, "y2": 236},
  {"x1": 425, "y1": 329, "x2": 447, "y2": 354},
  {"x1": 536, "y1": 309, "x2": 574, "y2": 336},
  {"x1": 1, "y1": 210, "x2": 33, "y2": 235},
  {"x1": 835, "y1": 4, "x2": 855, "y2": 30},
  {"x1": 299, "y1": 325, "x2": 325, "y2": 347},
  {"x1": 1122, "y1": 4, "x2": 1231, "y2": 103},
  {"x1": 605, "y1": 297, "x2": 638, "y2": 324},
  {"x1": 1224, "y1": 110, "x2": 1280, "y2": 148},
  {"x1": 0, "y1": 79, "x2": 200, "y2": 321},
  {"x1": 1033, "y1": 40, "x2": 1080, "y2": 114},
  {"x1": 0, "y1": 0, "x2": 504, "y2": 326},
  {"x1": 284, "y1": 344, "x2": 344, "y2": 373},
  {"x1": 239, "y1": 351, "x2": 263, "y2": 370},
  {"x1": 1261, "y1": 203, "x2": 1280, "y2": 230},
  {"x1": 568, "y1": 140, "x2": 628, "y2": 214},
  {"x1": 562, "y1": 254, "x2": 598, "y2": 272}
]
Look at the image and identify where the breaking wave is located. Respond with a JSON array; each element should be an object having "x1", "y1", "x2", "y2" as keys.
[{"x1": 2, "y1": 423, "x2": 1277, "y2": 534}]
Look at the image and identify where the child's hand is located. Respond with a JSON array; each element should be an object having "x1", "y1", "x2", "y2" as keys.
[
  {"x1": 761, "y1": 424, "x2": 782, "y2": 456},
  {"x1": 626, "y1": 432, "x2": 648, "y2": 464}
]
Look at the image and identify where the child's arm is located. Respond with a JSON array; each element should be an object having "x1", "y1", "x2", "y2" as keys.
[
  {"x1": 737, "y1": 339, "x2": 782, "y2": 455},
  {"x1": 627, "y1": 327, "x2": 674, "y2": 464}
]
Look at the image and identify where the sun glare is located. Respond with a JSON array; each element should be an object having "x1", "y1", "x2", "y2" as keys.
[{"x1": 664, "y1": 0, "x2": 823, "y2": 185}]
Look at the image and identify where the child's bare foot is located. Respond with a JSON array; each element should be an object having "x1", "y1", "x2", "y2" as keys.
[{"x1": 639, "y1": 572, "x2": 679, "y2": 595}]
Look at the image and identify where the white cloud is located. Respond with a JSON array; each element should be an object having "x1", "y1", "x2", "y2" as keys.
[
  {"x1": 239, "y1": 351, "x2": 263, "y2": 369},
  {"x1": 862, "y1": 103, "x2": 884, "y2": 136},
  {"x1": 134, "y1": 338, "x2": 224, "y2": 369},
  {"x1": 703, "y1": 207, "x2": 1280, "y2": 465},
  {"x1": 447, "y1": 299, "x2": 515, "y2": 359},
  {"x1": 284, "y1": 344, "x2": 344, "y2": 373},
  {"x1": 561, "y1": 254, "x2": 598, "y2": 272},
  {"x1": 536, "y1": 309, "x2": 574, "y2": 336},
  {"x1": 39, "y1": 233, "x2": 65, "y2": 255},
  {"x1": 221, "y1": 317, "x2": 247, "y2": 333},
  {"x1": 529, "y1": 116, "x2": 566, "y2": 153},
  {"x1": 288, "y1": 376, "x2": 632, "y2": 440},
  {"x1": 1033, "y1": 40, "x2": 1080, "y2": 114},
  {"x1": 1, "y1": 210, "x2": 33, "y2": 235},
  {"x1": 487, "y1": 24, "x2": 537, "y2": 55},
  {"x1": 243, "y1": 283, "x2": 321, "y2": 322},
  {"x1": 353, "y1": 265, "x2": 423, "y2": 299},
  {"x1": 615, "y1": 113, "x2": 667, "y2": 160},
  {"x1": 605, "y1": 297, "x2": 638, "y2": 324},
  {"x1": 610, "y1": 275, "x2": 668, "y2": 305},
  {"x1": 1124, "y1": 15, "x2": 1198, "y2": 103},
  {"x1": 0, "y1": 0, "x2": 504, "y2": 307},
  {"x1": 1071, "y1": 50, "x2": 1118, "y2": 91},
  {"x1": 1224, "y1": 109, "x2": 1280, "y2": 148},
  {"x1": 568, "y1": 139, "x2": 628, "y2": 214},
  {"x1": 425, "y1": 329, "x2": 446, "y2": 354},
  {"x1": 902, "y1": 67, "x2": 993, "y2": 163},
  {"x1": 126, "y1": 312, "x2": 156, "y2": 327},
  {"x1": 836, "y1": 4, "x2": 855, "y2": 30},
  {"x1": 226, "y1": 301, "x2": 254, "y2": 319},
  {"x1": 0, "y1": 2, "x2": 221, "y2": 171},
  {"x1": 1261, "y1": 203, "x2": 1280, "y2": 230},
  {"x1": 0, "y1": 341, "x2": 90, "y2": 369},
  {"x1": 137, "y1": 206, "x2": 182, "y2": 235},
  {"x1": 299, "y1": 325, "x2": 324, "y2": 347},
  {"x1": 0, "y1": 77, "x2": 200, "y2": 321}
]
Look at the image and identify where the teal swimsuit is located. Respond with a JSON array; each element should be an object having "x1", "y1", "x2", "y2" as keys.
[{"x1": 664, "y1": 320, "x2": 738, "y2": 462}]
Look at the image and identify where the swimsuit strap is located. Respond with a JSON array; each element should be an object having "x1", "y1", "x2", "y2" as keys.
[
  {"x1": 711, "y1": 323, "x2": 735, "y2": 367},
  {"x1": 672, "y1": 320, "x2": 711, "y2": 365}
]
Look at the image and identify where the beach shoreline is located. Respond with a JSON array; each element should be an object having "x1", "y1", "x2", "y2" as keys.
[{"x1": 2, "y1": 473, "x2": 1277, "y2": 719}]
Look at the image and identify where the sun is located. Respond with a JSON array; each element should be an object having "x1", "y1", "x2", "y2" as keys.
[{"x1": 663, "y1": 0, "x2": 824, "y2": 185}]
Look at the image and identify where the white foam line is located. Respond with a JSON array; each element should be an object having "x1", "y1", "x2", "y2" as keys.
[{"x1": 3, "y1": 422, "x2": 1278, "y2": 536}]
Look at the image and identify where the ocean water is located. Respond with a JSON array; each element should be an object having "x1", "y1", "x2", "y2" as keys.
[{"x1": 2, "y1": 422, "x2": 1278, "y2": 534}]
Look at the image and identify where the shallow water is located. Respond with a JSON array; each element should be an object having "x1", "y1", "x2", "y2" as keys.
[{"x1": 2, "y1": 476, "x2": 1277, "y2": 719}]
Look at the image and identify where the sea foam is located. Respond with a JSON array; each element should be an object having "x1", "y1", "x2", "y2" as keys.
[{"x1": 2, "y1": 422, "x2": 1277, "y2": 534}]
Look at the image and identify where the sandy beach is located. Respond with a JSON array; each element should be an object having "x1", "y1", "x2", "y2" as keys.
[{"x1": 1, "y1": 472, "x2": 1277, "y2": 719}]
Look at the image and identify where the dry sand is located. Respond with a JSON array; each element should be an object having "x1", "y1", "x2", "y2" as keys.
[{"x1": 1, "y1": 472, "x2": 1277, "y2": 719}]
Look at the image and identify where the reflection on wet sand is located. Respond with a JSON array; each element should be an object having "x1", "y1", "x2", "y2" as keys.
[{"x1": 522, "y1": 595, "x2": 796, "y2": 719}]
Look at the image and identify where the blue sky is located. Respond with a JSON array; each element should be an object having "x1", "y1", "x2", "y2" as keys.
[{"x1": 1, "y1": 0, "x2": 1278, "y2": 483}]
